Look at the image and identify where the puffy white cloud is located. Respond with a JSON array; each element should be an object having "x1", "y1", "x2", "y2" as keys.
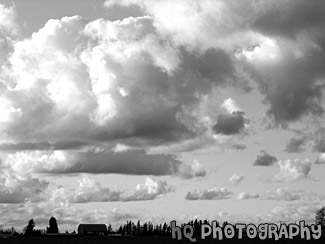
[
  {"x1": 228, "y1": 173, "x2": 244, "y2": 185},
  {"x1": 123, "y1": 177, "x2": 173, "y2": 201},
  {"x1": 0, "y1": 11, "x2": 242, "y2": 152},
  {"x1": 274, "y1": 159, "x2": 312, "y2": 182},
  {"x1": 51, "y1": 176, "x2": 173, "y2": 203},
  {"x1": 221, "y1": 98, "x2": 242, "y2": 114},
  {"x1": 176, "y1": 159, "x2": 206, "y2": 179},
  {"x1": 185, "y1": 187, "x2": 233, "y2": 200},
  {"x1": 236, "y1": 192, "x2": 259, "y2": 200},
  {"x1": 104, "y1": 0, "x2": 259, "y2": 52},
  {"x1": 72, "y1": 176, "x2": 122, "y2": 203}
]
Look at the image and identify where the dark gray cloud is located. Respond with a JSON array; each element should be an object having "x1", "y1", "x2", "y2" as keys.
[
  {"x1": 92, "y1": 48, "x2": 237, "y2": 145},
  {"x1": 213, "y1": 111, "x2": 246, "y2": 135},
  {"x1": 0, "y1": 140, "x2": 87, "y2": 151},
  {"x1": 35, "y1": 149, "x2": 203, "y2": 178},
  {"x1": 247, "y1": 0, "x2": 325, "y2": 125},
  {"x1": 253, "y1": 151, "x2": 277, "y2": 166},
  {"x1": 231, "y1": 144, "x2": 247, "y2": 151},
  {"x1": 253, "y1": 0, "x2": 325, "y2": 41},
  {"x1": 45, "y1": 150, "x2": 180, "y2": 175},
  {"x1": 285, "y1": 137, "x2": 306, "y2": 153}
]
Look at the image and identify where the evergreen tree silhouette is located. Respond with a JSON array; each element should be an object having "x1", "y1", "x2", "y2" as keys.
[
  {"x1": 24, "y1": 219, "x2": 35, "y2": 236},
  {"x1": 47, "y1": 216, "x2": 59, "y2": 233}
]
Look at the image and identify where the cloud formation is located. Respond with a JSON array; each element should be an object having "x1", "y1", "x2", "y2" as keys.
[
  {"x1": 236, "y1": 192, "x2": 259, "y2": 200},
  {"x1": 52, "y1": 176, "x2": 173, "y2": 203},
  {"x1": 228, "y1": 173, "x2": 244, "y2": 185},
  {"x1": 213, "y1": 111, "x2": 246, "y2": 135},
  {"x1": 253, "y1": 151, "x2": 277, "y2": 166},
  {"x1": 123, "y1": 177, "x2": 173, "y2": 201},
  {"x1": 274, "y1": 159, "x2": 311, "y2": 182},
  {"x1": 285, "y1": 137, "x2": 307, "y2": 153},
  {"x1": 176, "y1": 159, "x2": 206, "y2": 179},
  {"x1": 185, "y1": 187, "x2": 233, "y2": 200},
  {"x1": 105, "y1": 0, "x2": 325, "y2": 126},
  {"x1": 71, "y1": 176, "x2": 123, "y2": 203},
  {"x1": 4, "y1": 149, "x2": 205, "y2": 177},
  {"x1": 0, "y1": 11, "x2": 240, "y2": 152},
  {"x1": 261, "y1": 188, "x2": 302, "y2": 201},
  {"x1": 0, "y1": 158, "x2": 49, "y2": 204}
]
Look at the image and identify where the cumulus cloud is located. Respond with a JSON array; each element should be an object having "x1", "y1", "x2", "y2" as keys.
[
  {"x1": 261, "y1": 188, "x2": 302, "y2": 201},
  {"x1": 0, "y1": 159, "x2": 49, "y2": 204},
  {"x1": 236, "y1": 192, "x2": 259, "y2": 200},
  {"x1": 253, "y1": 151, "x2": 277, "y2": 166},
  {"x1": 274, "y1": 159, "x2": 311, "y2": 182},
  {"x1": 240, "y1": 1, "x2": 325, "y2": 126},
  {"x1": 185, "y1": 187, "x2": 233, "y2": 200},
  {"x1": 51, "y1": 177, "x2": 173, "y2": 203},
  {"x1": 221, "y1": 98, "x2": 242, "y2": 114},
  {"x1": 0, "y1": 0, "x2": 324, "y2": 156},
  {"x1": 285, "y1": 137, "x2": 307, "y2": 153},
  {"x1": 123, "y1": 178, "x2": 173, "y2": 201},
  {"x1": 176, "y1": 159, "x2": 206, "y2": 179},
  {"x1": 228, "y1": 173, "x2": 244, "y2": 185},
  {"x1": 0, "y1": 10, "x2": 241, "y2": 152},
  {"x1": 104, "y1": 0, "x2": 325, "y2": 126},
  {"x1": 71, "y1": 176, "x2": 122, "y2": 203}
]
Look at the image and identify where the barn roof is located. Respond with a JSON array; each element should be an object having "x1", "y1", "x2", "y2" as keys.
[{"x1": 78, "y1": 224, "x2": 107, "y2": 232}]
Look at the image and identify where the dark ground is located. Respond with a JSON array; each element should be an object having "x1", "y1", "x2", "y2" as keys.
[{"x1": 1, "y1": 236, "x2": 325, "y2": 244}]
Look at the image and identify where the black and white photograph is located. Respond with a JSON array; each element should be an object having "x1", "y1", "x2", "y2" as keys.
[{"x1": 0, "y1": 0, "x2": 325, "y2": 243}]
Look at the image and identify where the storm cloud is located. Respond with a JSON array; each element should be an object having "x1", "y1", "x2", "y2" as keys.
[
  {"x1": 213, "y1": 111, "x2": 246, "y2": 135},
  {"x1": 253, "y1": 151, "x2": 277, "y2": 166},
  {"x1": 4, "y1": 149, "x2": 205, "y2": 178}
]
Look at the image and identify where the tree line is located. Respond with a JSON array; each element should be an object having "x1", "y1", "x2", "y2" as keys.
[{"x1": 0, "y1": 206, "x2": 325, "y2": 237}]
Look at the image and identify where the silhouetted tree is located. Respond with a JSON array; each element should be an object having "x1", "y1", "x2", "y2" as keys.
[
  {"x1": 316, "y1": 207, "x2": 325, "y2": 235},
  {"x1": 47, "y1": 216, "x2": 59, "y2": 233},
  {"x1": 107, "y1": 224, "x2": 112, "y2": 234},
  {"x1": 24, "y1": 219, "x2": 35, "y2": 236}
]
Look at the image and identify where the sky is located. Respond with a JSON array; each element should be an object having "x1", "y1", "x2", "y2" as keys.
[{"x1": 0, "y1": 0, "x2": 325, "y2": 232}]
